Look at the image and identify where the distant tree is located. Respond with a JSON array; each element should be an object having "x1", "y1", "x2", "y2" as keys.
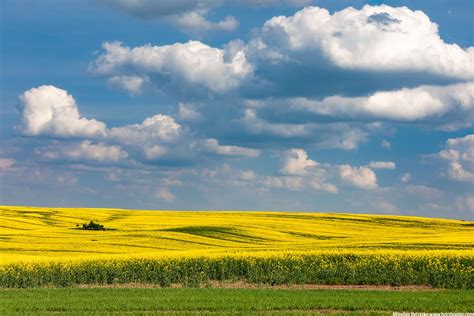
[{"x1": 80, "y1": 221, "x2": 105, "y2": 230}]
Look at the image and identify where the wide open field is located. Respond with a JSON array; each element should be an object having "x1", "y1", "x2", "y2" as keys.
[
  {"x1": 1, "y1": 206, "x2": 473, "y2": 262},
  {"x1": 0, "y1": 206, "x2": 473, "y2": 288}
]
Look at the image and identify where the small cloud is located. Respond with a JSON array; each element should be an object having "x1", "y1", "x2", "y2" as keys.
[
  {"x1": 368, "y1": 161, "x2": 396, "y2": 170},
  {"x1": 280, "y1": 148, "x2": 317, "y2": 176},
  {"x1": 199, "y1": 138, "x2": 260, "y2": 158},
  {"x1": 400, "y1": 172, "x2": 411, "y2": 182},
  {"x1": 456, "y1": 195, "x2": 474, "y2": 213},
  {"x1": 381, "y1": 139, "x2": 391, "y2": 149},
  {"x1": 178, "y1": 102, "x2": 202, "y2": 122},
  {"x1": 406, "y1": 184, "x2": 443, "y2": 199},
  {"x1": 239, "y1": 170, "x2": 256, "y2": 181},
  {"x1": 105, "y1": 172, "x2": 120, "y2": 182},
  {"x1": 162, "y1": 178, "x2": 183, "y2": 186},
  {"x1": 0, "y1": 158, "x2": 15, "y2": 173},
  {"x1": 174, "y1": 12, "x2": 239, "y2": 36},
  {"x1": 434, "y1": 134, "x2": 474, "y2": 183},
  {"x1": 107, "y1": 75, "x2": 149, "y2": 95},
  {"x1": 339, "y1": 165, "x2": 378, "y2": 189},
  {"x1": 38, "y1": 141, "x2": 128, "y2": 163},
  {"x1": 155, "y1": 187, "x2": 175, "y2": 202},
  {"x1": 56, "y1": 174, "x2": 78, "y2": 185},
  {"x1": 262, "y1": 176, "x2": 304, "y2": 191},
  {"x1": 97, "y1": 0, "x2": 239, "y2": 36},
  {"x1": 310, "y1": 179, "x2": 338, "y2": 193},
  {"x1": 374, "y1": 200, "x2": 398, "y2": 213},
  {"x1": 143, "y1": 145, "x2": 169, "y2": 160}
]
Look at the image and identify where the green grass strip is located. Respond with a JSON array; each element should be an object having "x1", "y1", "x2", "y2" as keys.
[{"x1": 0, "y1": 288, "x2": 473, "y2": 315}]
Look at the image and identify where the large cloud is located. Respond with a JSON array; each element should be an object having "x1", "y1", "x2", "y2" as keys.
[
  {"x1": 254, "y1": 83, "x2": 474, "y2": 124},
  {"x1": 18, "y1": 86, "x2": 181, "y2": 144},
  {"x1": 249, "y1": 5, "x2": 473, "y2": 82},
  {"x1": 19, "y1": 86, "x2": 107, "y2": 138},
  {"x1": 233, "y1": 6, "x2": 474, "y2": 103},
  {"x1": 90, "y1": 41, "x2": 252, "y2": 94}
]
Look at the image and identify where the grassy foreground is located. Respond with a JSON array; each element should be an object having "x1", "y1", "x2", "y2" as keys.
[{"x1": 1, "y1": 288, "x2": 473, "y2": 315}]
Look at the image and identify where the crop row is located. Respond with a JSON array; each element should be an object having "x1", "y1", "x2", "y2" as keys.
[{"x1": 1, "y1": 253, "x2": 472, "y2": 288}]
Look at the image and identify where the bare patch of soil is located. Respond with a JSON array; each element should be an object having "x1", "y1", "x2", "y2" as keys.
[{"x1": 76, "y1": 281, "x2": 439, "y2": 291}]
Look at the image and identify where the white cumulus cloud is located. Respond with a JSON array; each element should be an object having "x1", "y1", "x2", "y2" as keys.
[
  {"x1": 19, "y1": 86, "x2": 107, "y2": 138},
  {"x1": 109, "y1": 114, "x2": 182, "y2": 145},
  {"x1": 18, "y1": 86, "x2": 183, "y2": 163},
  {"x1": 280, "y1": 148, "x2": 317, "y2": 176},
  {"x1": 436, "y1": 134, "x2": 474, "y2": 182},
  {"x1": 339, "y1": 165, "x2": 378, "y2": 189},
  {"x1": 252, "y1": 5, "x2": 473, "y2": 79},
  {"x1": 280, "y1": 82, "x2": 474, "y2": 123},
  {"x1": 90, "y1": 41, "x2": 252, "y2": 94},
  {"x1": 269, "y1": 148, "x2": 337, "y2": 193}
]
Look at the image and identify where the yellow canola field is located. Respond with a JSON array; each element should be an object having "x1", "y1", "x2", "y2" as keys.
[{"x1": 1, "y1": 206, "x2": 473, "y2": 265}]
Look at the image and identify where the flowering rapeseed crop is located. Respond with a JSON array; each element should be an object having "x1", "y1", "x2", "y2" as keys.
[{"x1": 0, "y1": 206, "x2": 472, "y2": 288}]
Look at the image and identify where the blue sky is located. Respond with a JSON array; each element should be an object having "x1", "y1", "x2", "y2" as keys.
[{"x1": 0, "y1": 0, "x2": 473, "y2": 219}]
